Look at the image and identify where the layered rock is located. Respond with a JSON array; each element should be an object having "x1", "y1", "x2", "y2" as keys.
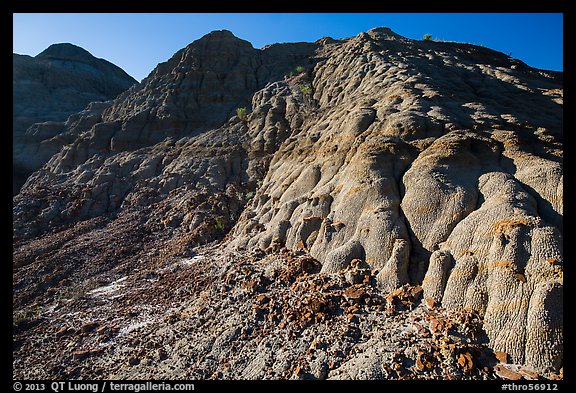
[
  {"x1": 13, "y1": 28, "x2": 562, "y2": 376},
  {"x1": 13, "y1": 43, "x2": 137, "y2": 193},
  {"x1": 423, "y1": 171, "x2": 563, "y2": 372},
  {"x1": 228, "y1": 28, "x2": 563, "y2": 373},
  {"x1": 14, "y1": 31, "x2": 317, "y2": 242}
]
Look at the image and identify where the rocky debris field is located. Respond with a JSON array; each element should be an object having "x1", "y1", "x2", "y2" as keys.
[{"x1": 13, "y1": 234, "x2": 562, "y2": 380}]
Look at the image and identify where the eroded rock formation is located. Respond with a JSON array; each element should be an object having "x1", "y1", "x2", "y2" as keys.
[
  {"x1": 13, "y1": 28, "x2": 562, "y2": 379},
  {"x1": 13, "y1": 43, "x2": 137, "y2": 193}
]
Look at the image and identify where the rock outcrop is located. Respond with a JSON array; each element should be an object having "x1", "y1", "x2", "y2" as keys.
[
  {"x1": 13, "y1": 43, "x2": 137, "y2": 193},
  {"x1": 13, "y1": 28, "x2": 562, "y2": 379},
  {"x1": 13, "y1": 31, "x2": 317, "y2": 242}
]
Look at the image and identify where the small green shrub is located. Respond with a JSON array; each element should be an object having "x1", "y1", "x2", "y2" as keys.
[
  {"x1": 236, "y1": 107, "x2": 247, "y2": 121},
  {"x1": 299, "y1": 83, "x2": 312, "y2": 95},
  {"x1": 296, "y1": 65, "x2": 305, "y2": 74},
  {"x1": 13, "y1": 305, "x2": 45, "y2": 329},
  {"x1": 423, "y1": 34, "x2": 433, "y2": 41},
  {"x1": 214, "y1": 217, "x2": 225, "y2": 231}
]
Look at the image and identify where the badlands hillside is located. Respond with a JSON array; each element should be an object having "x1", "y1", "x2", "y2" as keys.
[
  {"x1": 13, "y1": 43, "x2": 137, "y2": 194},
  {"x1": 13, "y1": 28, "x2": 562, "y2": 380}
]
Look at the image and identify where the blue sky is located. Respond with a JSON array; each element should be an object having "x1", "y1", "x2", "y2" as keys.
[{"x1": 13, "y1": 13, "x2": 563, "y2": 82}]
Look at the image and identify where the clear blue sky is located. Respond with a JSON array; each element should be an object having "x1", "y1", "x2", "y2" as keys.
[{"x1": 13, "y1": 13, "x2": 563, "y2": 82}]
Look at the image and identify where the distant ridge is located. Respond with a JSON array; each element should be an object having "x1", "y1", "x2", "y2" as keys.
[{"x1": 12, "y1": 42, "x2": 137, "y2": 194}]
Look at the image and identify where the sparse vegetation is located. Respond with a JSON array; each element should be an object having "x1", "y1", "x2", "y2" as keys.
[
  {"x1": 296, "y1": 65, "x2": 305, "y2": 74},
  {"x1": 299, "y1": 83, "x2": 312, "y2": 95},
  {"x1": 214, "y1": 217, "x2": 225, "y2": 231},
  {"x1": 13, "y1": 305, "x2": 45, "y2": 330},
  {"x1": 236, "y1": 107, "x2": 248, "y2": 121},
  {"x1": 424, "y1": 35, "x2": 486, "y2": 47}
]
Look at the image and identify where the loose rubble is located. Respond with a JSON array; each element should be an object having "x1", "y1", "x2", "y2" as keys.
[{"x1": 12, "y1": 242, "x2": 562, "y2": 380}]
